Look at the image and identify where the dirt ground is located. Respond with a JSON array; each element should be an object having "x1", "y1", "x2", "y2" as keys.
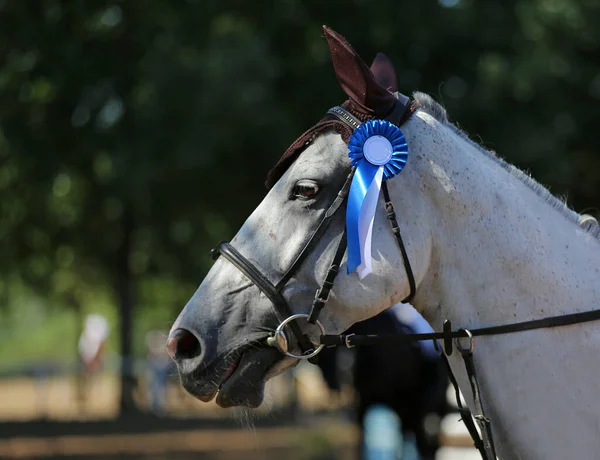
[
  {"x1": 0, "y1": 372, "x2": 477, "y2": 459},
  {"x1": 0, "y1": 424, "x2": 358, "y2": 459},
  {"x1": 0, "y1": 366, "x2": 342, "y2": 421},
  {"x1": 0, "y1": 420, "x2": 477, "y2": 460},
  {"x1": 0, "y1": 372, "x2": 361, "y2": 460}
]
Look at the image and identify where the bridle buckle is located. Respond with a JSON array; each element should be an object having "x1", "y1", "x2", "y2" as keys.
[
  {"x1": 314, "y1": 288, "x2": 330, "y2": 306},
  {"x1": 344, "y1": 333, "x2": 355, "y2": 349},
  {"x1": 455, "y1": 328, "x2": 475, "y2": 355}
]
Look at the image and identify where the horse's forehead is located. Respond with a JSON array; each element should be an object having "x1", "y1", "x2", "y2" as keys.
[{"x1": 285, "y1": 132, "x2": 347, "y2": 177}]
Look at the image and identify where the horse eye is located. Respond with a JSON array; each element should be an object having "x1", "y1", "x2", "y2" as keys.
[{"x1": 291, "y1": 180, "x2": 320, "y2": 201}]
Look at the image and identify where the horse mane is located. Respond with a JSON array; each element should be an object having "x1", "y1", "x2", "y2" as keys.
[{"x1": 413, "y1": 92, "x2": 600, "y2": 241}]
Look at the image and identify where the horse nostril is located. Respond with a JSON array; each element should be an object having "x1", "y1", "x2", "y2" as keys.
[{"x1": 167, "y1": 328, "x2": 202, "y2": 361}]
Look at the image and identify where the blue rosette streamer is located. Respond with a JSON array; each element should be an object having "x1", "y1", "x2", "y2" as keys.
[{"x1": 346, "y1": 119, "x2": 408, "y2": 278}]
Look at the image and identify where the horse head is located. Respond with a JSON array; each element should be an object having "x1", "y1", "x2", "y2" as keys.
[{"x1": 168, "y1": 26, "x2": 440, "y2": 408}]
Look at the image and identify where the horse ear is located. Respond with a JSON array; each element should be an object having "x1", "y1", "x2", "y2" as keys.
[
  {"x1": 370, "y1": 53, "x2": 398, "y2": 93},
  {"x1": 323, "y1": 25, "x2": 397, "y2": 118}
]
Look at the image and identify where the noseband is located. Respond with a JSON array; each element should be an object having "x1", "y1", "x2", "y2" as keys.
[{"x1": 210, "y1": 92, "x2": 416, "y2": 360}]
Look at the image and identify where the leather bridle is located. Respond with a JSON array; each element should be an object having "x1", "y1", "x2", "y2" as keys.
[{"x1": 210, "y1": 91, "x2": 416, "y2": 359}]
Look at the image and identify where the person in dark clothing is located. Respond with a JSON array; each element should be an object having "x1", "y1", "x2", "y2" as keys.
[{"x1": 316, "y1": 304, "x2": 449, "y2": 460}]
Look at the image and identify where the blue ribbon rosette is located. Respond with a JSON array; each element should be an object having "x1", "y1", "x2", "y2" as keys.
[{"x1": 346, "y1": 119, "x2": 408, "y2": 278}]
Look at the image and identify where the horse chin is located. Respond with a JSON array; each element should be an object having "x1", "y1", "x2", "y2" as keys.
[{"x1": 215, "y1": 347, "x2": 282, "y2": 408}]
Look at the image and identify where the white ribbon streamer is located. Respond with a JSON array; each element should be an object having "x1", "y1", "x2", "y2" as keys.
[{"x1": 356, "y1": 166, "x2": 384, "y2": 279}]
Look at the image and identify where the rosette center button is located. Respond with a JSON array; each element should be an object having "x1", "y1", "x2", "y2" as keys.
[{"x1": 362, "y1": 135, "x2": 393, "y2": 165}]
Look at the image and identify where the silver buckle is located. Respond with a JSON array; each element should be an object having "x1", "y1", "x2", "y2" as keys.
[
  {"x1": 314, "y1": 288, "x2": 330, "y2": 305},
  {"x1": 454, "y1": 328, "x2": 475, "y2": 355},
  {"x1": 344, "y1": 333, "x2": 355, "y2": 349}
]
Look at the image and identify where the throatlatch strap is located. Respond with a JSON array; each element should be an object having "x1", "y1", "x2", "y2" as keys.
[{"x1": 381, "y1": 181, "x2": 416, "y2": 303}]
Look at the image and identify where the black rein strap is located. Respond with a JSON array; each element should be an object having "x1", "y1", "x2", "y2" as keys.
[
  {"x1": 320, "y1": 308, "x2": 600, "y2": 347},
  {"x1": 321, "y1": 308, "x2": 600, "y2": 460},
  {"x1": 460, "y1": 341, "x2": 497, "y2": 459},
  {"x1": 443, "y1": 354, "x2": 490, "y2": 458},
  {"x1": 321, "y1": 308, "x2": 600, "y2": 459}
]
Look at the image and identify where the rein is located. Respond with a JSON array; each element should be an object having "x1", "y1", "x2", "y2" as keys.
[
  {"x1": 320, "y1": 308, "x2": 600, "y2": 349},
  {"x1": 321, "y1": 309, "x2": 600, "y2": 460}
]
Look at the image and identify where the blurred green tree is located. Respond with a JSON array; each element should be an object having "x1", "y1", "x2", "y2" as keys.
[{"x1": 1, "y1": 0, "x2": 599, "y2": 414}]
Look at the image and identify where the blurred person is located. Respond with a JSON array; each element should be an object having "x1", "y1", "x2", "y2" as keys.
[
  {"x1": 146, "y1": 330, "x2": 174, "y2": 414},
  {"x1": 316, "y1": 303, "x2": 449, "y2": 460},
  {"x1": 76, "y1": 314, "x2": 110, "y2": 412}
]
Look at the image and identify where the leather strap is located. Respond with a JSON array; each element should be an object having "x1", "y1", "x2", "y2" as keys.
[
  {"x1": 304, "y1": 98, "x2": 416, "y2": 323},
  {"x1": 443, "y1": 354, "x2": 489, "y2": 458},
  {"x1": 458, "y1": 340, "x2": 497, "y2": 459},
  {"x1": 327, "y1": 106, "x2": 362, "y2": 129},
  {"x1": 276, "y1": 167, "x2": 355, "y2": 290},
  {"x1": 382, "y1": 181, "x2": 416, "y2": 304},
  {"x1": 307, "y1": 230, "x2": 348, "y2": 324},
  {"x1": 211, "y1": 242, "x2": 314, "y2": 353},
  {"x1": 386, "y1": 91, "x2": 411, "y2": 125},
  {"x1": 209, "y1": 94, "x2": 416, "y2": 357},
  {"x1": 320, "y1": 307, "x2": 600, "y2": 347},
  {"x1": 211, "y1": 169, "x2": 356, "y2": 357}
]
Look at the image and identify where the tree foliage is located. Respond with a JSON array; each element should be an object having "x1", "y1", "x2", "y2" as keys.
[{"x1": 1, "y1": 0, "x2": 599, "y2": 412}]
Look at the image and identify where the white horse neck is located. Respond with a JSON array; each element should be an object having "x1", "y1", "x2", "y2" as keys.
[{"x1": 397, "y1": 110, "x2": 600, "y2": 459}]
